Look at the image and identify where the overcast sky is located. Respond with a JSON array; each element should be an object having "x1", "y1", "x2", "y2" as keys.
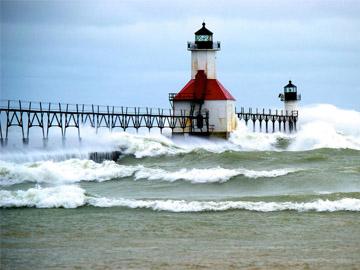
[{"x1": 1, "y1": 0, "x2": 359, "y2": 110}]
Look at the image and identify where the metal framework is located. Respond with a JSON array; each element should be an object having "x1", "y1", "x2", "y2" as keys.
[
  {"x1": 0, "y1": 100, "x2": 209, "y2": 144},
  {"x1": 237, "y1": 107, "x2": 298, "y2": 133},
  {"x1": 0, "y1": 100, "x2": 299, "y2": 144}
]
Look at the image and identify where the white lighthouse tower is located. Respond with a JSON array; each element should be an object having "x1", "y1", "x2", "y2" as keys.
[
  {"x1": 190, "y1": 22, "x2": 217, "y2": 79},
  {"x1": 279, "y1": 80, "x2": 301, "y2": 114},
  {"x1": 171, "y1": 22, "x2": 237, "y2": 138}
]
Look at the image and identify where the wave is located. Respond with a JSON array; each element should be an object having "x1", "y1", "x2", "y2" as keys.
[
  {"x1": 101, "y1": 132, "x2": 188, "y2": 158},
  {"x1": 0, "y1": 159, "x2": 141, "y2": 186},
  {"x1": 134, "y1": 167, "x2": 300, "y2": 183},
  {"x1": 90, "y1": 197, "x2": 360, "y2": 212},
  {"x1": 0, "y1": 159, "x2": 301, "y2": 186},
  {"x1": 229, "y1": 104, "x2": 360, "y2": 151},
  {"x1": 0, "y1": 185, "x2": 86, "y2": 209},
  {"x1": 0, "y1": 149, "x2": 91, "y2": 163},
  {"x1": 1, "y1": 185, "x2": 359, "y2": 212}
]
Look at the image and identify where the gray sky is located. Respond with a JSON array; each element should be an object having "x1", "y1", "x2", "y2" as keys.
[{"x1": 1, "y1": 0, "x2": 359, "y2": 110}]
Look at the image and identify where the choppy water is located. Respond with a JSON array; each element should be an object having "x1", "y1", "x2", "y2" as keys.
[{"x1": 1, "y1": 104, "x2": 360, "y2": 269}]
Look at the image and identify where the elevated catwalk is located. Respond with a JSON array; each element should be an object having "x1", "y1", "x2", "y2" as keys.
[
  {"x1": 0, "y1": 100, "x2": 209, "y2": 144},
  {"x1": 1, "y1": 100, "x2": 297, "y2": 144}
]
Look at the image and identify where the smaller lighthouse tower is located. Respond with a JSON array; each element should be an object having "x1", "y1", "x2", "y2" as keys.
[
  {"x1": 279, "y1": 80, "x2": 301, "y2": 114},
  {"x1": 172, "y1": 22, "x2": 237, "y2": 138}
]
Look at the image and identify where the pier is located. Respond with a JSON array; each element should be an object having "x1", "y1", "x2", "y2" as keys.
[
  {"x1": 0, "y1": 100, "x2": 298, "y2": 144},
  {"x1": 0, "y1": 100, "x2": 209, "y2": 144},
  {"x1": 237, "y1": 107, "x2": 298, "y2": 133}
]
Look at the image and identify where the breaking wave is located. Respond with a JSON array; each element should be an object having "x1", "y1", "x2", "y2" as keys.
[
  {"x1": 90, "y1": 197, "x2": 360, "y2": 212},
  {"x1": 0, "y1": 159, "x2": 140, "y2": 186},
  {"x1": 133, "y1": 167, "x2": 300, "y2": 183},
  {"x1": 0, "y1": 159, "x2": 300, "y2": 186},
  {"x1": 0, "y1": 185, "x2": 86, "y2": 209},
  {"x1": 1, "y1": 185, "x2": 359, "y2": 212},
  {"x1": 229, "y1": 104, "x2": 360, "y2": 152}
]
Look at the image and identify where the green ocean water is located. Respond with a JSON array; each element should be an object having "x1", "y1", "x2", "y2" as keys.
[
  {"x1": 1, "y1": 146, "x2": 360, "y2": 269},
  {"x1": 1, "y1": 208, "x2": 359, "y2": 269},
  {"x1": 1, "y1": 104, "x2": 360, "y2": 269}
]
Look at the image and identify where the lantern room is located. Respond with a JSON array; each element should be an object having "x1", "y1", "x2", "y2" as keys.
[
  {"x1": 279, "y1": 80, "x2": 301, "y2": 113},
  {"x1": 194, "y1": 22, "x2": 213, "y2": 49}
]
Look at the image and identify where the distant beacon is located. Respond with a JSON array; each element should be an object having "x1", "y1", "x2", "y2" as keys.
[
  {"x1": 172, "y1": 22, "x2": 237, "y2": 138},
  {"x1": 279, "y1": 80, "x2": 301, "y2": 114}
]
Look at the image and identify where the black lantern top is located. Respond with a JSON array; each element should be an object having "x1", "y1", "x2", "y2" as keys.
[
  {"x1": 284, "y1": 80, "x2": 297, "y2": 93},
  {"x1": 195, "y1": 22, "x2": 213, "y2": 35},
  {"x1": 195, "y1": 22, "x2": 213, "y2": 49},
  {"x1": 279, "y1": 80, "x2": 301, "y2": 101}
]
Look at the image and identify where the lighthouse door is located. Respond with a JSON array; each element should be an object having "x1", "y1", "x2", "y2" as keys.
[{"x1": 196, "y1": 113, "x2": 204, "y2": 129}]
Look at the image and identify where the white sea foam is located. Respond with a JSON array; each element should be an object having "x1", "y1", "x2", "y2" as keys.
[
  {"x1": 229, "y1": 104, "x2": 360, "y2": 151},
  {"x1": 297, "y1": 104, "x2": 360, "y2": 150},
  {"x1": 1, "y1": 186, "x2": 359, "y2": 212},
  {"x1": 102, "y1": 132, "x2": 188, "y2": 158},
  {"x1": 0, "y1": 159, "x2": 141, "y2": 186},
  {"x1": 134, "y1": 167, "x2": 300, "y2": 183},
  {"x1": 0, "y1": 159, "x2": 300, "y2": 186},
  {"x1": 0, "y1": 185, "x2": 86, "y2": 208},
  {"x1": 90, "y1": 197, "x2": 360, "y2": 212}
]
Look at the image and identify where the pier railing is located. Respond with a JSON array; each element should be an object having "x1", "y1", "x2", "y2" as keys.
[
  {"x1": 0, "y1": 100, "x2": 209, "y2": 144},
  {"x1": 236, "y1": 107, "x2": 298, "y2": 133},
  {"x1": 0, "y1": 100, "x2": 300, "y2": 144}
]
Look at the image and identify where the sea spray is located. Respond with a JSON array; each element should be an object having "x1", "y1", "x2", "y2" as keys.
[
  {"x1": 292, "y1": 104, "x2": 360, "y2": 150},
  {"x1": 230, "y1": 104, "x2": 360, "y2": 151}
]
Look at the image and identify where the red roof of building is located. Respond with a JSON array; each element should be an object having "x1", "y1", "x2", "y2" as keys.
[{"x1": 174, "y1": 70, "x2": 235, "y2": 101}]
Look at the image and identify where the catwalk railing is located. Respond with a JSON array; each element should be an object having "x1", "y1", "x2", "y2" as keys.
[
  {"x1": 236, "y1": 107, "x2": 298, "y2": 133},
  {"x1": 0, "y1": 100, "x2": 299, "y2": 144},
  {"x1": 0, "y1": 100, "x2": 209, "y2": 144}
]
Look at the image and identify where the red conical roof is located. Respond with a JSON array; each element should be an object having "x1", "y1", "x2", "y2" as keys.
[{"x1": 174, "y1": 70, "x2": 235, "y2": 101}]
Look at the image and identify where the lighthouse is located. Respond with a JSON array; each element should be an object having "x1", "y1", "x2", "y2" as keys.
[
  {"x1": 279, "y1": 80, "x2": 301, "y2": 114},
  {"x1": 171, "y1": 22, "x2": 237, "y2": 138}
]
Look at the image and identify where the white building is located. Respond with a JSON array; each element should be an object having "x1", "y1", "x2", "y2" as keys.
[
  {"x1": 278, "y1": 80, "x2": 301, "y2": 114},
  {"x1": 172, "y1": 22, "x2": 237, "y2": 138}
]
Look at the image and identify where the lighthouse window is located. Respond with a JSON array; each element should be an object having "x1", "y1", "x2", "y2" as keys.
[
  {"x1": 286, "y1": 87, "x2": 295, "y2": 93},
  {"x1": 196, "y1": 35, "x2": 210, "y2": 42}
]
